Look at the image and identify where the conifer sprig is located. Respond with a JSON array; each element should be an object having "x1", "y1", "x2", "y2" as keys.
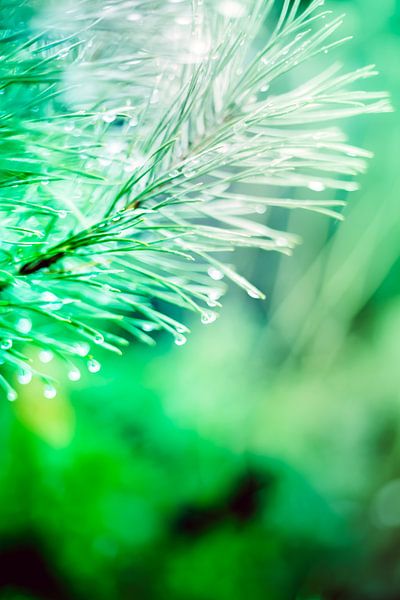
[{"x1": 0, "y1": 0, "x2": 391, "y2": 397}]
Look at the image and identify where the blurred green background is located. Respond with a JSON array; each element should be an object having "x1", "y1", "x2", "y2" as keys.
[{"x1": 1, "y1": 0, "x2": 400, "y2": 598}]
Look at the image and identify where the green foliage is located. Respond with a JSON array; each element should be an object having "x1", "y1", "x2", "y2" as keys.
[{"x1": 0, "y1": 0, "x2": 390, "y2": 395}]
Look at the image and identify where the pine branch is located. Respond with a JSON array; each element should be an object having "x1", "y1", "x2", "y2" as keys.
[{"x1": 0, "y1": 0, "x2": 391, "y2": 398}]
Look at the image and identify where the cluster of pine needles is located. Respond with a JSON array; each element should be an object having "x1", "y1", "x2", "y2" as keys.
[{"x1": 0, "y1": 0, "x2": 391, "y2": 398}]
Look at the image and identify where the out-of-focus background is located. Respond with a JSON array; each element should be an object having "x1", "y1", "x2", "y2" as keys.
[{"x1": 0, "y1": 0, "x2": 399, "y2": 598}]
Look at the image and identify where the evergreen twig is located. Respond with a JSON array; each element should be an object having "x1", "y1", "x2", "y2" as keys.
[{"x1": 0, "y1": 0, "x2": 391, "y2": 397}]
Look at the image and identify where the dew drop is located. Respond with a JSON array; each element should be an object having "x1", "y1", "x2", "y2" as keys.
[
  {"x1": 39, "y1": 349, "x2": 54, "y2": 363},
  {"x1": 1, "y1": 339, "x2": 12, "y2": 350},
  {"x1": 7, "y1": 390, "x2": 17, "y2": 402},
  {"x1": 74, "y1": 342, "x2": 90, "y2": 357},
  {"x1": 18, "y1": 370, "x2": 32, "y2": 385},
  {"x1": 208, "y1": 267, "x2": 224, "y2": 281},
  {"x1": 201, "y1": 311, "x2": 217, "y2": 325},
  {"x1": 43, "y1": 384, "x2": 57, "y2": 400},
  {"x1": 174, "y1": 334, "x2": 187, "y2": 346},
  {"x1": 68, "y1": 368, "x2": 81, "y2": 382},
  {"x1": 207, "y1": 298, "x2": 219, "y2": 308},
  {"x1": 208, "y1": 288, "x2": 223, "y2": 303},
  {"x1": 44, "y1": 384, "x2": 57, "y2": 399},
  {"x1": 308, "y1": 180, "x2": 326, "y2": 192},
  {"x1": 94, "y1": 333, "x2": 104, "y2": 345},
  {"x1": 102, "y1": 112, "x2": 116, "y2": 124},
  {"x1": 16, "y1": 317, "x2": 32, "y2": 334},
  {"x1": 182, "y1": 164, "x2": 195, "y2": 178},
  {"x1": 88, "y1": 358, "x2": 101, "y2": 373}
]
